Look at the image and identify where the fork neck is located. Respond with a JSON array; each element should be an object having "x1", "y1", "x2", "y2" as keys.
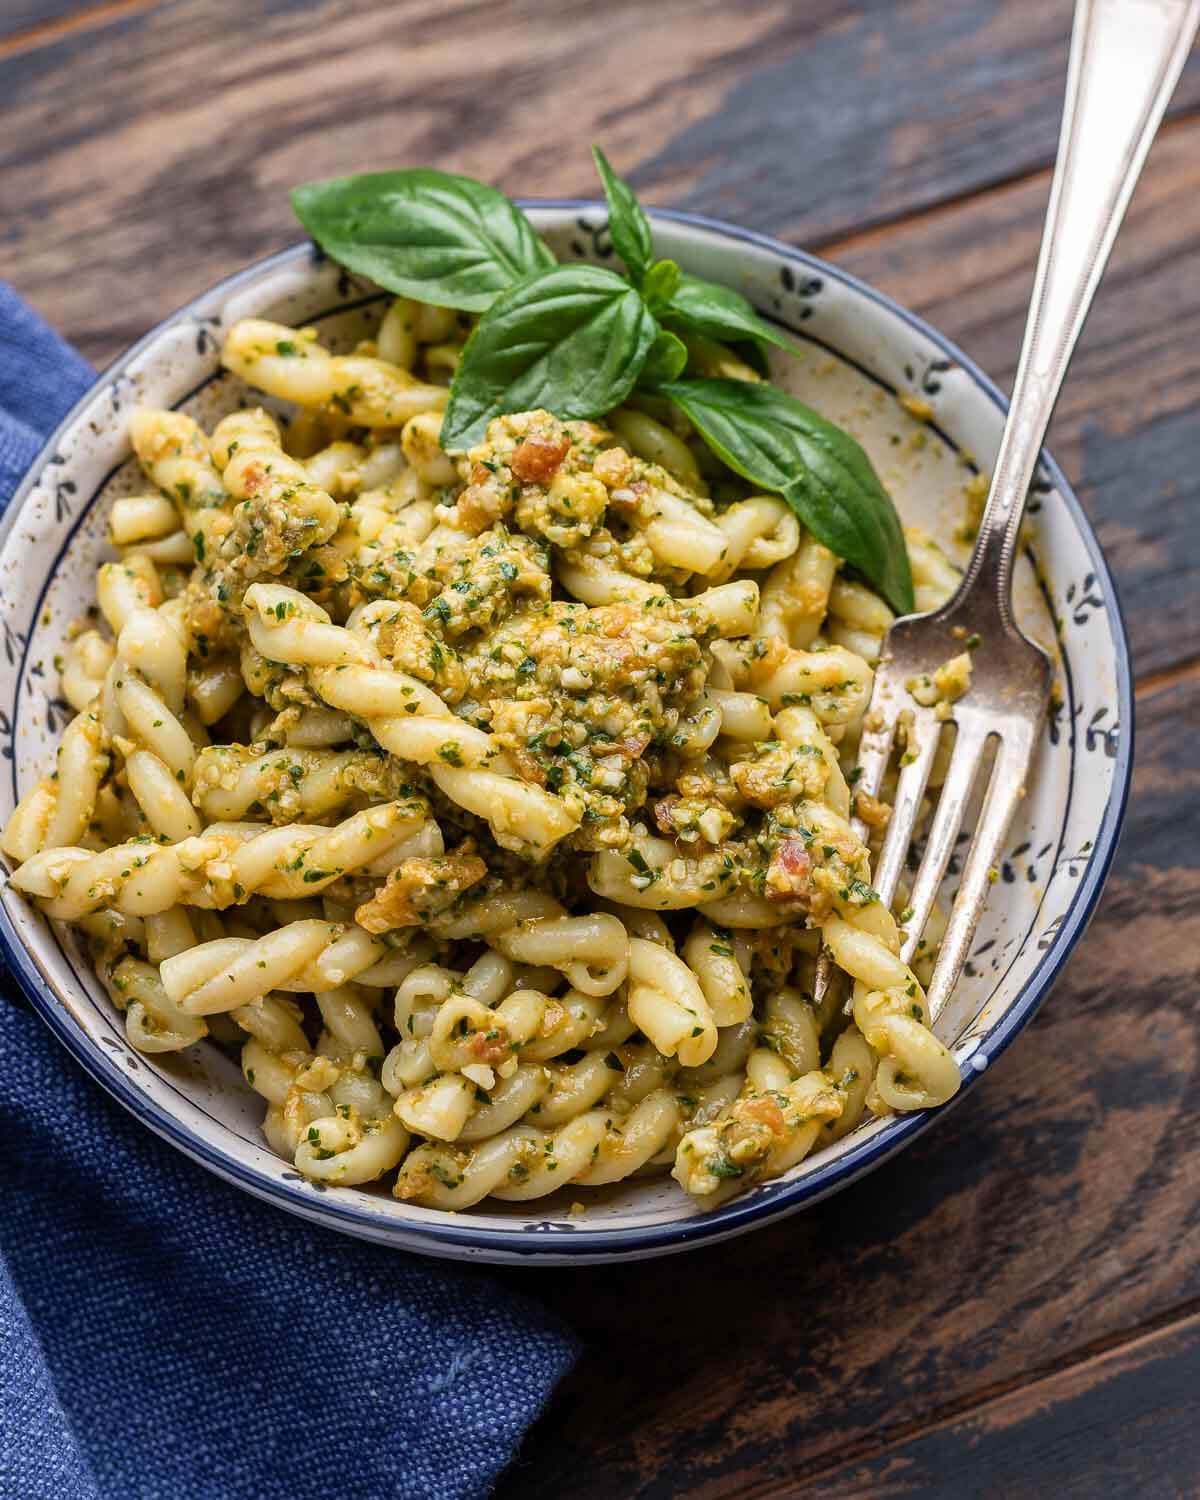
[{"x1": 953, "y1": 0, "x2": 1199, "y2": 626}]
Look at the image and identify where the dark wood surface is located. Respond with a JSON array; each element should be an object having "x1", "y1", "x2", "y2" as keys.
[{"x1": 5, "y1": 3, "x2": 1199, "y2": 1496}]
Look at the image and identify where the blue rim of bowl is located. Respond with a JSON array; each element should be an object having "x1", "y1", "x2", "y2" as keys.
[{"x1": 0, "y1": 201, "x2": 1134, "y2": 1260}]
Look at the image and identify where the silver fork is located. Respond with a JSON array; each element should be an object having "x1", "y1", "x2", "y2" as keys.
[{"x1": 814, "y1": 0, "x2": 1199, "y2": 1023}]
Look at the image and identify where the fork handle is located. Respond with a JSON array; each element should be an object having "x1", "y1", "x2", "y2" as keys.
[{"x1": 958, "y1": 0, "x2": 1199, "y2": 622}]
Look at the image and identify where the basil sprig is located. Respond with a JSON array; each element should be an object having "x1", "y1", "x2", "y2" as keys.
[
  {"x1": 441, "y1": 265, "x2": 658, "y2": 449},
  {"x1": 291, "y1": 169, "x2": 553, "y2": 312},
  {"x1": 661, "y1": 379, "x2": 915, "y2": 615},
  {"x1": 290, "y1": 150, "x2": 913, "y2": 610}
]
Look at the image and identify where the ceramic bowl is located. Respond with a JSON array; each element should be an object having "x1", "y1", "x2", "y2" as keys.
[{"x1": 0, "y1": 204, "x2": 1133, "y2": 1263}]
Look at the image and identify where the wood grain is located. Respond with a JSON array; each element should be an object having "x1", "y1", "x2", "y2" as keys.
[
  {"x1": 494, "y1": 674, "x2": 1200, "y2": 1499},
  {"x1": 0, "y1": 0, "x2": 95, "y2": 42},
  {"x1": 5, "y1": 0, "x2": 1199, "y2": 366},
  {"x1": 809, "y1": 1311, "x2": 1200, "y2": 1499}
]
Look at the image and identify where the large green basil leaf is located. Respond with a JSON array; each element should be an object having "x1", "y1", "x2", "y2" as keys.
[
  {"x1": 591, "y1": 146, "x2": 653, "y2": 286},
  {"x1": 664, "y1": 274, "x2": 796, "y2": 355},
  {"x1": 661, "y1": 378, "x2": 914, "y2": 614},
  {"x1": 441, "y1": 265, "x2": 658, "y2": 449},
  {"x1": 291, "y1": 169, "x2": 554, "y2": 312}
]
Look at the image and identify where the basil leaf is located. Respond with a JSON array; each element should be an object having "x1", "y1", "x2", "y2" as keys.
[
  {"x1": 291, "y1": 169, "x2": 554, "y2": 312},
  {"x1": 591, "y1": 146, "x2": 654, "y2": 285},
  {"x1": 638, "y1": 328, "x2": 688, "y2": 387},
  {"x1": 661, "y1": 378, "x2": 914, "y2": 614},
  {"x1": 663, "y1": 273, "x2": 796, "y2": 354},
  {"x1": 641, "y1": 259, "x2": 681, "y2": 315},
  {"x1": 441, "y1": 265, "x2": 658, "y2": 449}
]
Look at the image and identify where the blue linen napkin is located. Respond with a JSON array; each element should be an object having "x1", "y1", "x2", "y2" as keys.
[{"x1": 0, "y1": 284, "x2": 577, "y2": 1500}]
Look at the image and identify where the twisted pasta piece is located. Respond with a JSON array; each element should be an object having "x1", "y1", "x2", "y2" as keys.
[
  {"x1": 108, "y1": 492, "x2": 195, "y2": 566},
  {"x1": 59, "y1": 631, "x2": 116, "y2": 715},
  {"x1": 673, "y1": 1043, "x2": 845, "y2": 1202},
  {"x1": 158, "y1": 918, "x2": 430, "y2": 1017},
  {"x1": 589, "y1": 829, "x2": 739, "y2": 912},
  {"x1": 907, "y1": 528, "x2": 963, "y2": 613},
  {"x1": 192, "y1": 744, "x2": 406, "y2": 824},
  {"x1": 11, "y1": 800, "x2": 429, "y2": 919},
  {"x1": 716, "y1": 636, "x2": 872, "y2": 723},
  {"x1": 221, "y1": 319, "x2": 448, "y2": 427},
  {"x1": 681, "y1": 919, "x2": 753, "y2": 1028},
  {"x1": 525, "y1": 1040, "x2": 672, "y2": 1130},
  {"x1": 217, "y1": 413, "x2": 342, "y2": 580},
  {"x1": 711, "y1": 496, "x2": 800, "y2": 583},
  {"x1": 427, "y1": 889, "x2": 631, "y2": 1001},
  {"x1": 241, "y1": 582, "x2": 582, "y2": 856},
  {"x1": 609, "y1": 407, "x2": 704, "y2": 488},
  {"x1": 822, "y1": 915, "x2": 959, "y2": 1111},
  {"x1": 96, "y1": 555, "x2": 162, "y2": 635},
  {"x1": 555, "y1": 549, "x2": 665, "y2": 606},
  {"x1": 2, "y1": 708, "x2": 109, "y2": 861},
  {"x1": 629, "y1": 485, "x2": 729, "y2": 576},
  {"x1": 304, "y1": 440, "x2": 367, "y2": 496},
  {"x1": 107, "y1": 954, "x2": 209, "y2": 1054},
  {"x1": 376, "y1": 297, "x2": 419, "y2": 370},
  {"x1": 704, "y1": 686, "x2": 773, "y2": 744},
  {"x1": 626, "y1": 936, "x2": 717, "y2": 1066},
  {"x1": 208, "y1": 407, "x2": 282, "y2": 472},
  {"x1": 102, "y1": 905, "x2": 213, "y2": 1053},
  {"x1": 825, "y1": 576, "x2": 894, "y2": 663},
  {"x1": 186, "y1": 655, "x2": 245, "y2": 726},
  {"x1": 487, "y1": 912, "x2": 629, "y2": 998},
  {"x1": 238, "y1": 986, "x2": 409, "y2": 1184},
  {"x1": 400, "y1": 410, "x2": 457, "y2": 487},
  {"x1": 128, "y1": 408, "x2": 232, "y2": 558},
  {"x1": 394, "y1": 1088, "x2": 686, "y2": 1207},
  {"x1": 110, "y1": 599, "x2": 205, "y2": 841},
  {"x1": 822, "y1": 1026, "x2": 878, "y2": 1145},
  {"x1": 757, "y1": 534, "x2": 837, "y2": 646}
]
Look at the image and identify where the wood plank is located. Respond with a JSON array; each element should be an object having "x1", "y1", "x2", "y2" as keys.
[
  {"x1": 5, "y1": 0, "x2": 1199, "y2": 367},
  {"x1": 833, "y1": 117, "x2": 1200, "y2": 680},
  {"x1": 806, "y1": 1312, "x2": 1200, "y2": 1499},
  {"x1": 0, "y1": 0, "x2": 784, "y2": 357},
  {"x1": 0, "y1": 0, "x2": 100, "y2": 43},
  {"x1": 494, "y1": 673, "x2": 1200, "y2": 1499}
]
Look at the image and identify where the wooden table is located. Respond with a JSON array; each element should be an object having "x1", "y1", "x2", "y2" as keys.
[{"x1": 5, "y1": 2, "x2": 1199, "y2": 1494}]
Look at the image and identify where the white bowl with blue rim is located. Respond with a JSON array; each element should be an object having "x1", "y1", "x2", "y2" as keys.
[{"x1": 0, "y1": 204, "x2": 1132, "y2": 1264}]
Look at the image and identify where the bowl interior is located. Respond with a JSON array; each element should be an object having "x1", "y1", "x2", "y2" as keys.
[{"x1": 0, "y1": 207, "x2": 1130, "y2": 1262}]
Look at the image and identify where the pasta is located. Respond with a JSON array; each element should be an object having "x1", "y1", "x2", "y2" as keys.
[{"x1": 4, "y1": 289, "x2": 965, "y2": 1214}]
